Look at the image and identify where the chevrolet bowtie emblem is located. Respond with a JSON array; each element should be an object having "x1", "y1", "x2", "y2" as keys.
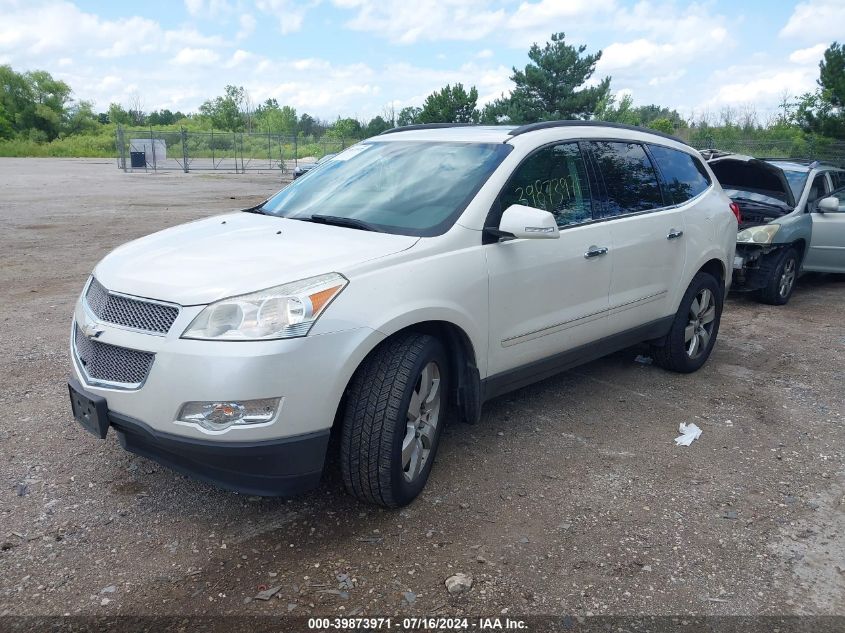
[{"x1": 81, "y1": 322, "x2": 104, "y2": 339}]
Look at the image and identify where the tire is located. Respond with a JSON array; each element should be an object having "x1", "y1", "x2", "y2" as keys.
[
  {"x1": 755, "y1": 246, "x2": 799, "y2": 306},
  {"x1": 340, "y1": 333, "x2": 449, "y2": 507},
  {"x1": 651, "y1": 272, "x2": 723, "y2": 374}
]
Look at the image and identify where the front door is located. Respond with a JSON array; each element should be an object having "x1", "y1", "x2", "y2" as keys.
[
  {"x1": 806, "y1": 173, "x2": 845, "y2": 272},
  {"x1": 485, "y1": 142, "x2": 613, "y2": 377}
]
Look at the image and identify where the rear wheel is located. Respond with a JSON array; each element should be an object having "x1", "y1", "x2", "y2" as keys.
[
  {"x1": 651, "y1": 272, "x2": 723, "y2": 373},
  {"x1": 755, "y1": 246, "x2": 799, "y2": 306},
  {"x1": 340, "y1": 333, "x2": 448, "y2": 507}
]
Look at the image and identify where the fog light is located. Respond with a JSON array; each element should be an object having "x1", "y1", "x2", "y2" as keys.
[{"x1": 177, "y1": 398, "x2": 281, "y2": 432}]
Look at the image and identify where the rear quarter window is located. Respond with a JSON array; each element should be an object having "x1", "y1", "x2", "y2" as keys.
[{"x1": 648, "y1": 145, "x2": 711, "y2": 204}]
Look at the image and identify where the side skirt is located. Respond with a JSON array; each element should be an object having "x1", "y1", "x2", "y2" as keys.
[{"x1": 480, "y1": 316, "x2": 674, "y2": 402}]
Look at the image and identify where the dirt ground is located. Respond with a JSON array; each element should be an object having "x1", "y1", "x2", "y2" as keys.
[{"x1": 1, "y1": 158, "x2": 843, "y2": 619}]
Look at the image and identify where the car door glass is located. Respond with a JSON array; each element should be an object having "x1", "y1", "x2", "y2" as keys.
[
  {"x1": 588, "y1": 141, "x2": 663, "y2": 217},
  {"x1": 648, "y1": 144, "x2": 711, "y2": 204},
  {"x1": 499, "y1": 143, "x2": 593, "y2": 228}
]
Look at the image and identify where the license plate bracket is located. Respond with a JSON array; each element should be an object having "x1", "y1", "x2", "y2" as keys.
[{"x1": 68, "y1": 380, "x2": 109, "y2": 439}]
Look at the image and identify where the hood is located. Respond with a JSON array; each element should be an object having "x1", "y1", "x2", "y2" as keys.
[
  {"x1": 706, "y1": 154, "x2": 796, "y2": 207},
  {"x1": 94, "y1": 212, "x2": 419, "y2": 305}
]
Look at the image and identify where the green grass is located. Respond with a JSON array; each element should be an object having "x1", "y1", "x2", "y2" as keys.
[{"x1": 0, "y1": 132, "x2": 116, "y2": 157}]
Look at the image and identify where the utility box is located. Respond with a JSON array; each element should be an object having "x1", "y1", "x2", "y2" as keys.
[
  {"x1": 130, "y1": 151, "x2": 146, "y2": 168},
  {"x1": 129, "y1": 139, "x2": 167, "y2": 165}
]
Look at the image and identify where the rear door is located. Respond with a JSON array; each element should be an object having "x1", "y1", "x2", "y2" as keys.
[
  {"x1": 805, "y1": 172, "x2": 845, "y2": 272},
  {"x1": 585, "y1": 141, "x2": 692, "y2": 333},
  {"x1": 485, "y1": 142, "x2": 613, "y2": 378}
]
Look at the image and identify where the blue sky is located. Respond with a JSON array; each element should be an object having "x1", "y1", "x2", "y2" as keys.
[{"x1": 0, "y1": 0, "x2": 841, "y2": 123}]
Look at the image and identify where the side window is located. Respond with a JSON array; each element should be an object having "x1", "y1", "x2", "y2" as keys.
[
  {"x1": 588, "y1": 141, "x2": 663, "y2": 217},
  {"x1": 648, "y1": 144, "x2": 711, "y2": 204},
  {"x1": 807, "y1": 173, "x2": 831, "y2": 211},
  {"x1": 499, "y1": 143, "x2": 593, "y2": 227}
]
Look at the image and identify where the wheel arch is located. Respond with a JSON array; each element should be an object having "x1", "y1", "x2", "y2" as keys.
[
  {"x1": 698, "y1": 257, "x2": 726, "y2": 288},
  {"x1": 334, "y1": 318, "x2": 483, "y2": 431}
]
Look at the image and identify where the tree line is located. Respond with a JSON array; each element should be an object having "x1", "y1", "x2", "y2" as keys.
[{"x1": 1, "y1": 33, "x2": 843, "y2": 154}]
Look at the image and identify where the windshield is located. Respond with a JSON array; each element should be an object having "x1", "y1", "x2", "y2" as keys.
[
  {"x1": 780, "y1": 168, "x2": 809, "y2": 202},
  {"x1": 259, "y1": 141, "x2": 512, "y2": 236}
]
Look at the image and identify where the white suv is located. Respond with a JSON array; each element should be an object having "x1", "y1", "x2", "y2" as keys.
[{"x1": 68, "y1": 122, "x2": 737, "y2": 507}]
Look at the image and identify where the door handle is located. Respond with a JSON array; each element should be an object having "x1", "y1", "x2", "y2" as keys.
[
  {"x1": 667, "y1": 229, "x2": 684, "y2": 240},
  {"x1": 584, "y1": 246, "x2": 609, "y2": 259}
]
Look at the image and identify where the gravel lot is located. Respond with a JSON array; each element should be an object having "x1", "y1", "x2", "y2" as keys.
[{"x1": 1, "y1": 158, "x2": 843, "y2": 618}]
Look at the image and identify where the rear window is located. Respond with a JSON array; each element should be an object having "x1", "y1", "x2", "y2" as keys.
[
  {"x1": 648, "y1": 145, "x2": 711, "y2": 204},
  {"x1": 587, "y1": 141, "x2": 663, "y2": 217}
]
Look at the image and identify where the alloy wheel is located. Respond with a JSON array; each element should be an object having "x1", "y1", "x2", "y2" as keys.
[
  {"x1": 401, "y1": 362, "x2": 441, "y2": 483},
  {"x1": 779, "y1": 258, "x2": 796, "y2": 299},
  {"x1": 685, "y1": 288, "x2": 716, "y2": 359}
]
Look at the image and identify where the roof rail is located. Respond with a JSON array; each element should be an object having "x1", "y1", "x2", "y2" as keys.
[
  {"x1": 507, "y1": 120, "x2": 685, "y2": 144},
  {"x1": 380, "y1": 123, "x2": 478, "y2": 135}
]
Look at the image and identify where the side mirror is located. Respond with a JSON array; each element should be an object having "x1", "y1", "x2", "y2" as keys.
[
  {"x1": 818, "y1": 196, "x2": 840, "y2": 213},
  {"x1": 496, "y1": 204, "x2": 559, "y2": 240}
]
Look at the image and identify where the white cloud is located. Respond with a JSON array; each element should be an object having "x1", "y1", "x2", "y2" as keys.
[
  {"x1": 708, "y1": 68, "x2": 816, "y2": 107},
  {"x1": 508, "y1": 0, "x2": 616, "y2": 31},
  {"x1": 788, "y1": 43, "x2": 827, "y2": 65},
  {"x1": 236, "y1": 13, "x2": 257, "y2": 40},
  {"x1": 475, "y1": 49, "x2": 494, "y2": 59},
  {"x1": 184, "y1": 0, "x2": 205, "y2": 15},
  {"x1": 183, "y1": 0, "x2": 235, "y2": 18},
  {"x1": 333, "y1": 0, "x2": 507, "y2": 44},
  {"x1": 172, "y1": 47, "x2": 221, "y2": 65},
  {"x1": 255, "y1": 0, "x2": 316, "y2": 34},
  {"x1": 648, "y1": 69, "x2": 686, "y2": 87},
  {"x1": 0, "y1": 1, "x2": 224, "y2": 62},
  {"x1": 780, "y1": 0, "x2": 845, "y2": 41},
  {"x1": 224, "y1": 49, "x2": 256, "y2": 67},
  {"x1": 597, "y1": 3, "x2": 730, "y2": 73}
]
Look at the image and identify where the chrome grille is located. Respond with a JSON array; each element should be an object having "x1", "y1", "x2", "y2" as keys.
[
  {"x1": 74, "y1": 325, "x2": 155, "y2": 386},
  {"x1": 85, "y1": 278, "x2": 179, "y2": 334}
]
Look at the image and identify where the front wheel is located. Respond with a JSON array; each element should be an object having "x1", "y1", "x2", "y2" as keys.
[
  {"x1": 755, "y1": 246, "x2": 799, "y2": 306},
  {"x1": 340, "y1": 333, "x2": 449, "y2": 507},
  {"x1": 651, "y1": 272, "x2": 723, "y2": 373}
]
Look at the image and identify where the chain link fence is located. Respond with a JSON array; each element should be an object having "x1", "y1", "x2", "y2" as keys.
[
  {"x1": 115, "y1": 125, "x2": 845, "y2": 173},
  {"x1": 115, "y1": 125, "x2": 356, "y2": 174},
  {"x1": 685, "y1": 134, "x2": 845, "y2": 167}
]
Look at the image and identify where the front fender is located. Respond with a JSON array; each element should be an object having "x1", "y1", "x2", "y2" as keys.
[{"x1": 771, "y1": 213, "x2": 811, "y2": 246}]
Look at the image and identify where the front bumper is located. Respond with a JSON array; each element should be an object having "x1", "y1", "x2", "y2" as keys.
[
  {"x1": 70, "y1": 297, "x2": 383, "y2": 442},
  {"x1": 113, "y1": 410, "x2": 329, "y2": 496},
  {"x1": 70, "y1": 378, "x2": 328, "y2": 495},
  {"x1": 730, "y1": 243, "x2": 785, "y2": 292}
]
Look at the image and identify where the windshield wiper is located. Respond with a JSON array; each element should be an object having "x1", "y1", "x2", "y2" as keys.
[
  {"x1": 243, "y1": 204, "x2": 269, "y2": 215},
  {"x1": 305, "y1": 214, "x2": 382, "y2": 232}
]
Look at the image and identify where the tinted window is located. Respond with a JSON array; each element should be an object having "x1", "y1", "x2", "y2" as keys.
[
  {"x1": 649, "y1": 145, "x2": 711, "y2": 204},
  {"x1": 588, "y1": 141, "x2": 663, "y2": 217},
  {"x1": 260, "y1": 141, "x2": 511, "y2": 237},
  {"x1": 499, "y1": 143, "x2": 593, "y2": 227}
]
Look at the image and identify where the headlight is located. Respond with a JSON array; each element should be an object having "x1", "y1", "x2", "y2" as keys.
[
  {"x1": 737, "y1": 224, "x2": 780, "y2": 244},
  {"x1": 182, "y1": 273, "x2": 348, "y2": 341}
]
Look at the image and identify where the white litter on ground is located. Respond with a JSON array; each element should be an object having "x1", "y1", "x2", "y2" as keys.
[{"x1": 674, "y1": 422, "x2": 702, "y2": 446}]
